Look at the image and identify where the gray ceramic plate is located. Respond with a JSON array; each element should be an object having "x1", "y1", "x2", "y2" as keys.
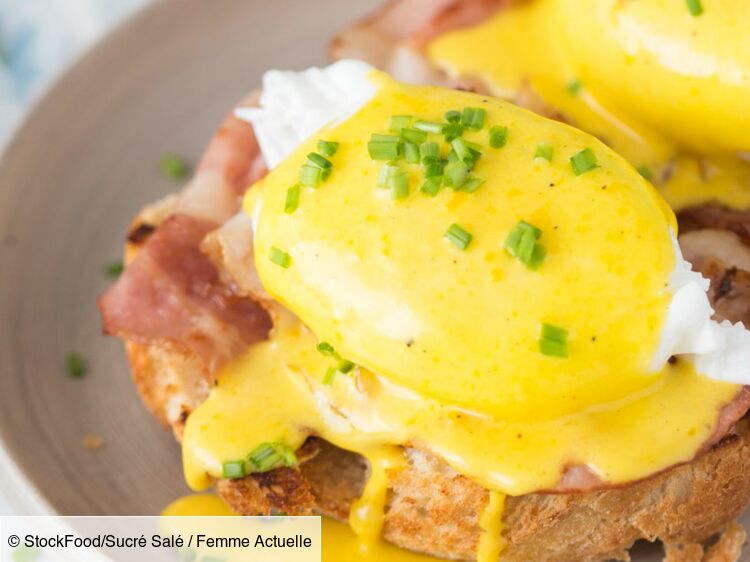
[{"x1": 0, "y1": 0, "x2": 747, "y2": 559}]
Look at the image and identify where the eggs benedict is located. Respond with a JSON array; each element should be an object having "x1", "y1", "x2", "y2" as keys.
[{"x1": 99, "y1": 60, "x2": 750, "y2": 562}]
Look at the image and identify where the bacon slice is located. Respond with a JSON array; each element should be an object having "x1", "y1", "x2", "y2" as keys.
[
  {"x1": 100, "y1": 214, "x2": 271, "y2": 375},
  {"x1": 98, "y1": 101, "x2": 271, "y2": 376},
  {"x1": 201, "y1": 212, "x2": 270, "y2": 302}
]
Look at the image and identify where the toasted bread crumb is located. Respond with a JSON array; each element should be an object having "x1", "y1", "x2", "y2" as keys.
[{"x1": 703, "y1": 522, "x2": 746, "y2": 562}]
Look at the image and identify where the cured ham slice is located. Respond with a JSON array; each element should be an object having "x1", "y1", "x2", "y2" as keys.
[
  {"x1": 98, "y1": 101, "x2": 271, "y2": 376},
  {"x1": 100, "y1": 214, "x2": 271, "y2": 375}
]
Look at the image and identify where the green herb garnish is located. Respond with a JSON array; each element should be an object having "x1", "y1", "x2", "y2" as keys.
[
  {"x1": 285, "y1": 183, "x2": 301, "y2": 214},
  {"x1": 65, "y1": 352, "x2": 86, "y2": 378},
  {"x1": 222, "y1": 460, "x2": 247, "y2": 479},
  {"x1": 444, "y1": 223, "x2": 473, "y2": 250},
  {"x1": 686, "y1": 0, "x2": 703, "y2": 16},
  {"x1": 317, "y1": 140, "x2": 339, "y2": 157},
  {"x1": 534, "y1": 142, "x2": 554, "y2": 162},
  {"x1": 539, "y1": 323, "x2": 569, "y2": 358},
  {"x1": 489, "y1": 126, "x2": 508, "y2": 149},
  {"x1": 160, "y1": 154, "x2": 189, "y2": 181},
  {"x1": 104, "y1": 260, "x2": 124, "y2": 278},
  {"x1": 269, "y1": 247, "x2": 291, "y2": 268},
  {"x1": 248, "y1": 442, "x2": 298, "y2": 472},
  {"x1": 570, "y1": 148, "x2": 599, "y2": 175},
  {"x1": 505, "y1": 220, "x2": 546, "y2": 269}
]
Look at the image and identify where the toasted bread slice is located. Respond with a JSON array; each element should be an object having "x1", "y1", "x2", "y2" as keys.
[{"x1": 122, "y1": 197, "x2": 750, "y2": 562}]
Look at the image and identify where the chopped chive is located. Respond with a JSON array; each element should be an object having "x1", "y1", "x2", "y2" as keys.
[
  {"x1": 420, "y1": 177, "x2": 442, "y2": 197},
  {"x1": 443, "y1": 122, "x2": 465, "y2": 142},
  {"x1": 338, "y1": 359, "x2": 355, "y2": 374},
  {"x1": 451, "y1": 139, "x2": 472, "y2": 163},
  {"x1": 686, "y1": 0, "x2": 703, "y2": 16},
  {"x1": 489, "y1": 126, "x2": 508, "y2": 149},
  {"x1": 269, "y1": 247, "x2": 291, "y2": 268},
  {"x1": 447, "y1": 149, "x2": 460, "y2": 164},
  {"x1": 104, "y1": 260, "x2": 124, "y2": 278},
  {"x1": 461, "y1": 107, "x2": 486, "y2": 130},
  {"x1": 307, "y1": 152, "x2": 332, "y2": 170},
  {"x1": 285, "y1": 183, "x2": 301, "y2": 214},
  {"x1": 460, "y1": 177, "x2": 485, "y2": 193},
  {"x1": 299, "y1": 164, "x2": 324, "y2": 187},
  {"x1": 389, "y1": 115, "x2": 413, "y2": 132},
  {"x1": 368, "y1": 139, "x2": 401, "y2": 161},
  {"x1": 534, "y1": 142, "x2": 553, "y2": 162},
  {"x1": 444, "y1": 223, "x2": 473, "y2": 250},
  {"x1": 388, "y1": 170, "x2": 410, "y2": 199},
  {"x1": 541, "y1": 323, "x2": 568, "y2": 343},
  {"x1": 516, "y1": 228, "x2": 537, "y2": 264},
  {"x1": 160, "y1": 153, "x2": 189, "y2": 180},
  {"x1": 323, "y1": 366, "x2": 337, "y2": 385},
  {"x1": 505, "y1": 220, "x2": 542, "y2": 250},
  {"x1": 65, "y1": 352, "x2": 86, "y2": 378},
  {"x1": 444, "y1": 163, "x2": 469, "y2": 189},
  {"x1": 222, "y1": 460, "x2": 246, "y2": 479},
  {"x1": 451, "y1": 138, "x2": 472, "y2": 162},
  {"x1": 540, "y1": 339, "x2": 568, "y2": 357},
  {"x1": 539, "y1": 323, "x2": 568, "y2": 358},
  {"x1": 248, "y1": 442, "x2": 298, "y2": 472},
  {"x1": 403, "y1": 141, "x2": 421, "y2": 164},
  {"x1": 317, "y1": 140, "x2": 339, "y2": 157},
  {"x1": 414, "y1": 121, "x2": 445, "y2": 134},
  {"x1": 378, "y1": 162, "x2": 401, "y2": 187},
  {"x1": 505, "y1": 220, "x2": 545, "y2": 269},
  {"x1": 317, "y1": 342, "x2": 336, "y2": 356},
  {"x1": 445, "y1": 110, "x2": 462, "y2": 123},
  {"x1": 420, "y1": 142, "x2": 440, "y2": 163},
  {"x1": 452, "y1": 138, "x2": 481, "y2": 165},
  {"x1": 637, "y1": 164, "x2": 653, "y2": 181},
  {"x1": 372, "y1": 133, "x2": 400, "y2": 142},
  {"x1": 528, "y1": 244, "x2": 547, "y2": 270},
  {"x1": 566, "y1": 79, "x2": 582, "y2": 95},
  {"x1": 570, "y1": 148, "x2": 599, "y2": 175},
  {"x1": 400, "y1": 128, "x2": 428, "y2": 144},
  {"x1": 424, "y1": 161, "x2": 444, "y2": 178}
]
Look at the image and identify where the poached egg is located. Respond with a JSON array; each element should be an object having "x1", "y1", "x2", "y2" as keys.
[{"x1": 181, "y1": 61, "x2": 750, "y2": 560}]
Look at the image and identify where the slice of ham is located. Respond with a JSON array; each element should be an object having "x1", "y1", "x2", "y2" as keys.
[{"x1": 99, "y1": 100, "x2": 271, "y2": 376}]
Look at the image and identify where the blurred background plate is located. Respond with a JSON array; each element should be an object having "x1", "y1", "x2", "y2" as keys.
[{"x1": 0, "y1": 0, "x2": 373, "y2": 516}]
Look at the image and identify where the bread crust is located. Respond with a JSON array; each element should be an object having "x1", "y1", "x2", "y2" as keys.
[{"x1": 123, "y1": 201, "x2": 750, "y2": 562}]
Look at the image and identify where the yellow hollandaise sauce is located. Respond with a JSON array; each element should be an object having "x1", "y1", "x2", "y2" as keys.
[
  {"x1": 427, "y1": 0, "x2": 750, "y2": 211},
  {"x1": 162, "y1": 494, "x2": 442, "y2": 561},
  {"x1": 183, "y1": 308, "x2": 737, "y2": 496},
  {"x1": 181, "y1": 75, "x2": 740, "y2": 559}
]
